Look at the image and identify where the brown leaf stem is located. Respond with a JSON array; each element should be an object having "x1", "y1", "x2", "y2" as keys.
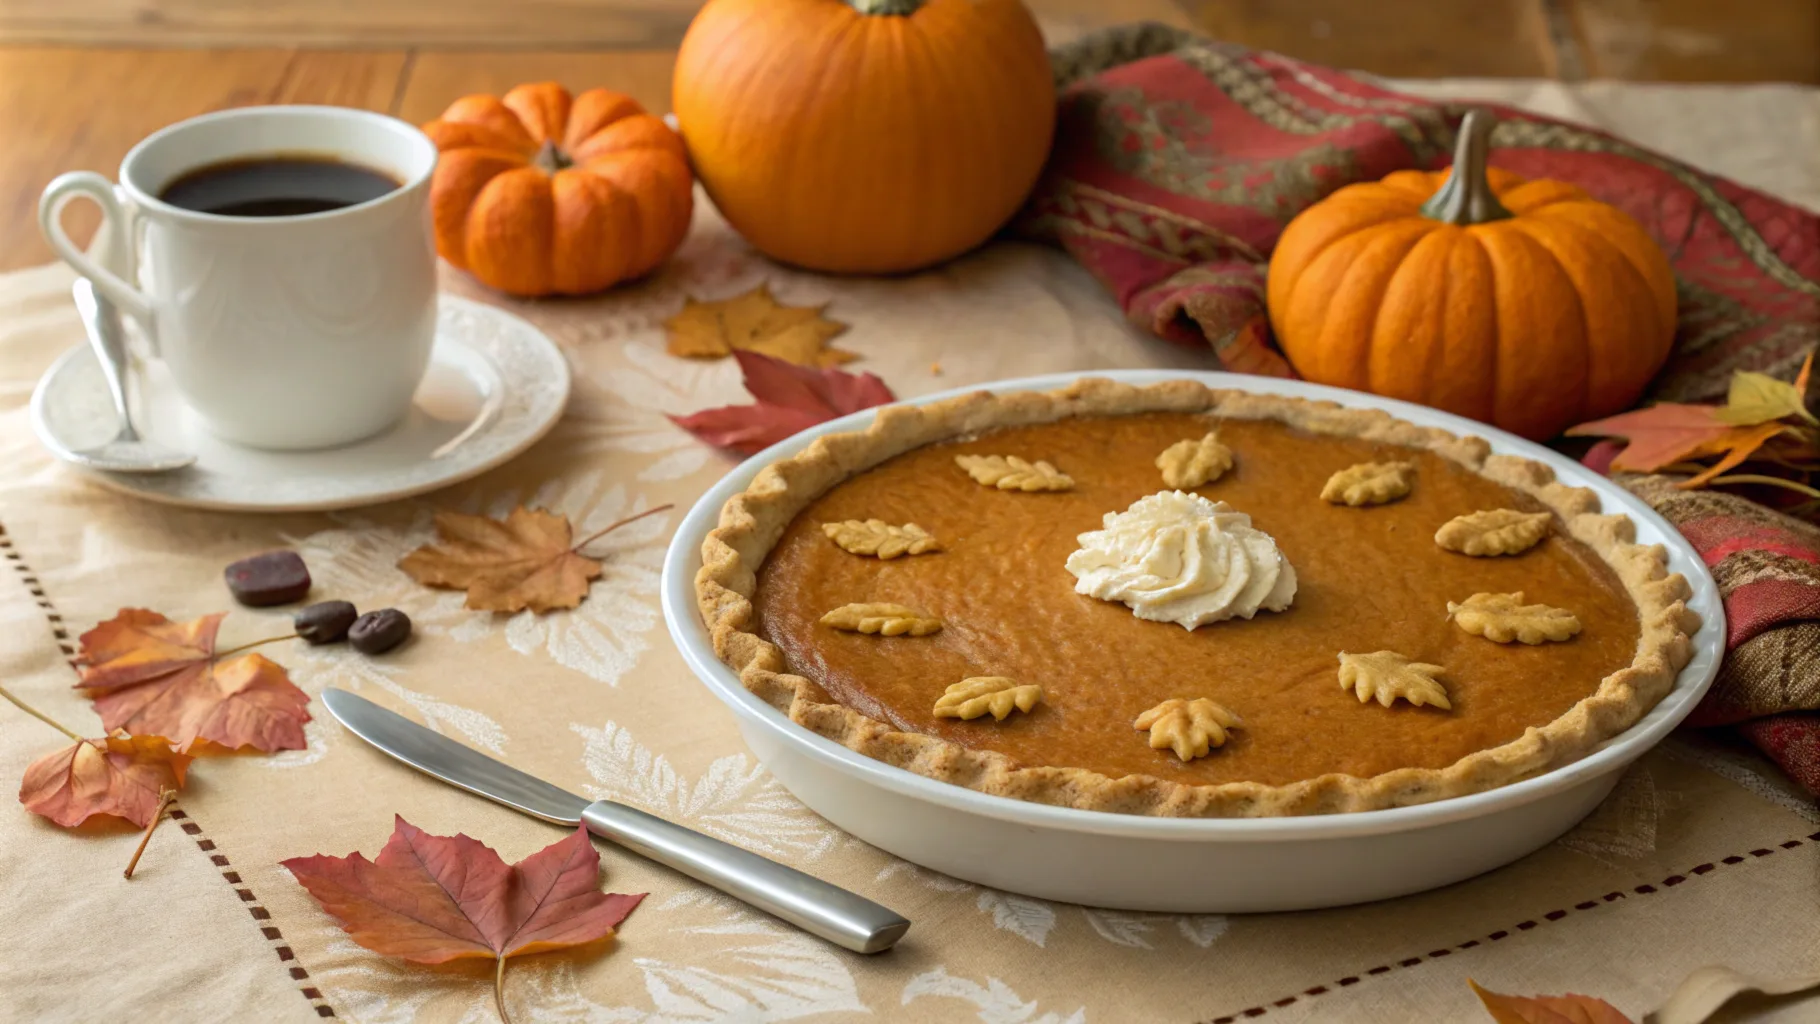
[
  {"x1": 494, "y1": 955, "x2": 513, "y2": 1024},
  {"x1": 212, "y1": 633, "x2": 300, "y2": 660},
  {"x1": 0, "y1": 681, "x2": 86, "y2": 742},
  {"x1": 123, "y1": 787, "x2": 178, "y2": 879},
  {"x1": 572, "y1": 504, "x2": 674, "y2": 553}
]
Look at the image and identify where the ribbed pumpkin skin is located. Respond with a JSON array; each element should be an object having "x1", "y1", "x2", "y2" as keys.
[
  {"x1": 1268, "y1": 168, "x2": 1678, "y2": 441},
  {"x1": 672, "y1": 0, "x2": 1054, "y2": 274},
  {"x1": 424, "y1": 83, "x2": 693, "y2": 297}
]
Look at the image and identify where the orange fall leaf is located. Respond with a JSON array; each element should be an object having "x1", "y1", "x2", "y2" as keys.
[
  {"x1": 1470, "y1": 980, "x2": 1635, "y2": 1024},
  {"x1": 1676, "y1": 421, "x2": 1792, "y2": 489},
  {"x1": 1564, "y1": 403, "x2": 1733, "y2": 473},
  {"x1": 18, "y1": 734, "x2": 190, "y2": 828},
  {"x1": 398, "y1": 504, "x2": 669, "y2": 614},
  {"x1": 75, "y1": 608, "x2": 311, "y2": 753}
]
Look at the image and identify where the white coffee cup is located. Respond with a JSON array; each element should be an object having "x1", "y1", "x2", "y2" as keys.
[{"x1": 39, "y1": 106, "x2": 439, "y2": 450}]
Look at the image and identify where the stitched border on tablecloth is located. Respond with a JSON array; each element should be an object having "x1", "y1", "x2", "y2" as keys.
[
  {"x1": 1195, "y1": 832, "x2": 1820, "y2": 1024},
  {"x1": 0, "y1": 522, "x2": 340, "y2": 1020}
]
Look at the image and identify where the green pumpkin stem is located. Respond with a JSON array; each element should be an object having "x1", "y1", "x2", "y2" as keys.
[
  {"x1": 532, "y1": 139, "x2": 572, "y2": 174},
  {"x1": 848, "y1": 0, "x2": 924, "y2": 14},
  {"x1": 1420, "y1": 109, "x2": 1513, "y2": 225}
]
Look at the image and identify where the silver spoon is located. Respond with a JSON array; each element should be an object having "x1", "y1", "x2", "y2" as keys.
[{"x1": 68, "y1": 278, "x2": 195, "y2": 472}]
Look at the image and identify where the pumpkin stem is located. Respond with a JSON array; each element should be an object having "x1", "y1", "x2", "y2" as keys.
[
  {"x1": 847, "y1": 0, "x2": 924, "y2": 14},
  {"x1": 1419, "y1": 109, "x2": 1513, "y2": 226},
  {"x1": 532, "y1": 139, "x2": 572, "y2": 175}
]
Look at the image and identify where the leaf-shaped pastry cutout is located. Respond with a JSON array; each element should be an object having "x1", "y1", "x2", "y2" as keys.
[
  {"x1": 821, "y1": 519, "x2": 941, "y2": 559},
  {"x1": 1320, "y1": 461, "x2": 1415, "y2": 506},
  {"x1": 1447, "y1": 592, "x2": 1582, "y2": 644},
  {"x1": 933, "y1": 677, "x2": 1043, "y2": 720},
  {"x1": 1337, "y1": 651, "x2": 1452, "y2": 710},
  {"x1": 1133, "y1": 698, "x2": 1242, "y2": 761},
  {"x1": 1435, "y1": 509, "x2": 1552, "y2": 556},
  {"x1": 954, "y1": 454, "x2": 1074, "y2": 492},
  {"x1": 1156, "y1": 432, "x2": 1234, "y2": 488},
  {"x1": 819, "y1": 603, "x2": 942, "y2": 637}
]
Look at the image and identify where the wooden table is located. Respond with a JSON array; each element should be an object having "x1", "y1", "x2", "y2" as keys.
[{"x1": 4, "y1": 0, "x2": 1815, "y2": 271}]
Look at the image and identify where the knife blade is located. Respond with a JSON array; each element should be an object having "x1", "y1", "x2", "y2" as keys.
[{"x1": 322, "y1": 689, "x2": 911, "y2": 954}]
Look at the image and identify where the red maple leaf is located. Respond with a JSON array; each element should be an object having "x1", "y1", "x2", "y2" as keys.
[
  {"x1": 671, "y1": 349, "x2": 896, "y2": 454},
  {"x1": 75, "y1": 608, "x2": 311, "y2": 753},
  {"x1": 17, "y1": 734, "x2": 190, "y2": 828},
  {"x1": 284, "y1": 817, "x2": 644, "y2": 1022},
  {"x1": 1564, "y1": 403, "x2": 1737, "y2": 472}
]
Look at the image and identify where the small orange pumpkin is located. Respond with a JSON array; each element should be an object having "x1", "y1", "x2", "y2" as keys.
[
  {"x1": 672, "y1": 0, "x2": 1054, "y2": 274},
  {"x1": 423, "y1": 83, "x2": 693, "y2": 297},
  {"x1": 1267, "y1": 111, "x2": 1678, "y2": 441}
]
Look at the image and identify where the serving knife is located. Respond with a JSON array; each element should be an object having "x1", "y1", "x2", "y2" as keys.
[{"x1": 321, "y1": 688, "x2": 910, "y2": 954}]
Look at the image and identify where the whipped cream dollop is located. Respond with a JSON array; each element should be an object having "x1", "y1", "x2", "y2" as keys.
[{"x1": 1065, "y1": 491, "x2": 1297, "y2": 629}]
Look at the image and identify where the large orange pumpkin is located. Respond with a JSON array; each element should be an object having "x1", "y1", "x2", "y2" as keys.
[
  {"x1": 672, "y1": 0, "x2": 1054, "y2": 274},
  {"x1": 423, "y1": 83, "x2": 693, "y2": 297},
  {"x1": 1267, "y1": 111, "x2": 1678, "y2": 441}
]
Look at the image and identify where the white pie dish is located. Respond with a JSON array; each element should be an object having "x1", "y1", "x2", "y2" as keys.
[{"x1": 660, "y1": 369, "x2": 1724, "y2": 912}]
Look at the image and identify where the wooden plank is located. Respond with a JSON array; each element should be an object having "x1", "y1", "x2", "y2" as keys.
[
  {"x1": 1029, "y1": 0, "x2": 1197, "y2": 46},
  {"x1": 1560, "y1": 0, "x2": 1820, "y2": 83},
  {"x1": 0, "y1": 48, "x2": 406, "y2": 270},
  {"x1": 394, "y1": 0, "x2": 1195, "y2": 124},
  {"x1": 0, "y1": 0, "x2": 700, "y2": 48},
  {"x1": 397, "y1": 50, "x2": 678, "y2": 122},
  {"x1": 1180, "y1": 0, "x2": 1560, "y2": 78},
  {"x1": 0, "y1": 0, "x2": 1195, "y2": 49}
]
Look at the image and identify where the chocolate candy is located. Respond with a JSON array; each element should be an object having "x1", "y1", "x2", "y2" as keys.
[
  {"x1": 349, "y1": 608, "x2": 411, "y2": 654},
  {"x1": 294, "y1": 601, "x2": 358, "y2": 645},
  {"x1": 224, "y1": 550, "x2": 311, "y2": 607}
]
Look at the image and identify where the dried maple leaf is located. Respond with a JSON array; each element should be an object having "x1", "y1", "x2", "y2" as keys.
[
  {"x1": 284, "y1": 817, "x2": 644, "y2": 1024},
  {"x1": 1675, "y1": 420, "x2": 1794, "y2": 489},
  {"x1": 75, "y1": 609, "x2": 310, "y2": 753},
  {"x1": 18, "y1": 734, "x2": 189, "y2": 828},
  {"x1": 664, "y1": 284, "x2": 855, "y2": 367},
  {"x1": 398, "y1": 504, "x2": 669, "y2": 614},
  {"x1": 670, "y1": 350, "x2": 896, "y2": 455},
  {"x1": 1469, "y1": 979, "x2": 1634, "y2": 1024},
  {"x1": 1715, "y1": 366, "x2": 1818, "y2": 426},
  {"x1": 1565, "y1": 403, "x2": 1732, "y2": 471}
]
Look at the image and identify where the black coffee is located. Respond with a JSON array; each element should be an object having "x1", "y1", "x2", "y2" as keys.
[{"x1": 159, "y1": 155, "x2": 400, "y2": 217}]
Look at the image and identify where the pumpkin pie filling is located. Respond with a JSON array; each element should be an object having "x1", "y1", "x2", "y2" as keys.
[{"x1": 750, "y1": 413, "x2": 1642, "y2": 788}]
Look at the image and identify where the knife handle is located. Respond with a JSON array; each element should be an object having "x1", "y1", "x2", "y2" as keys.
[{"x1": 581, "y1": 799, "x2": 910, "y2": 954}]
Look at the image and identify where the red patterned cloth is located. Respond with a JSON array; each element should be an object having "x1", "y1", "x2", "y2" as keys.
[{"x1": 1023, "y1": 25, "x2": 1820, "y2": 796}]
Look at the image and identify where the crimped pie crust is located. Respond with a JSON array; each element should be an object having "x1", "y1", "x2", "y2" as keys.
[{"x1": 696, "y1": 379, "x2": 1701, "y2": 817}]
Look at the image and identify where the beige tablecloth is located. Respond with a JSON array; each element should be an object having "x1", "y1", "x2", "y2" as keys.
[{"x1": 2, "y1": 80, "x2": 1817, "y2": 1024}]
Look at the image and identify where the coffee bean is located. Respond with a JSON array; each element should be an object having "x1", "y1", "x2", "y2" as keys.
[
  {"x1": 224, "y1": 550, "x2": 311, "y2": 607},
  {"x1": 294, "y1": 601, "x2": 358, "y2": 645},
  {"x1": 349, "y1": 608, "x2": 411, "y2": 655}
]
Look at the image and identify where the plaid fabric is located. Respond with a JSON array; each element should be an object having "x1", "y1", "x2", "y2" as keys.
[
  {"x1": 1029, "y1": 25, "x2": 1820, "y2": 796},
  {"x1": 1619, "y1": 476, "x2": 1820, "y2": 795}
]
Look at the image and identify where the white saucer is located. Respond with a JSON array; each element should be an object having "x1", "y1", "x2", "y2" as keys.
[{"x1": 30, "y1": 296, "x2": 570, "y2": 513}]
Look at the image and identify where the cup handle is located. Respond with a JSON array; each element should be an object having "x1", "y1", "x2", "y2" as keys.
[{"x1": 39, "y1": 171, "x2": 155, "y2": 328}]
